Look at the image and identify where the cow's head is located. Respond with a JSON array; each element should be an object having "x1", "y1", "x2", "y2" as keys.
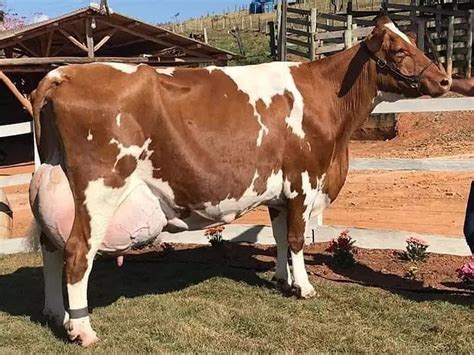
[{"x1": 364, "y1": 15, "x2": 450, "y2": 97}]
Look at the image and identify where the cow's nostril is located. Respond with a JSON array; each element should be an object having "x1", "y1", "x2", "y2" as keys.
[{"x1": 440, "y1": 79, "x2": 450, "y2": 87}]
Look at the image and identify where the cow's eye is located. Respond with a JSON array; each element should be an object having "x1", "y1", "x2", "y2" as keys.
[{"x1": 393, "y1": 49, "x2": 406, "y2": 58}]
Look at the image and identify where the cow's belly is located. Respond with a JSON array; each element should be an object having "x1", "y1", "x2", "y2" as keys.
[
  {"x1": 164, "y1": 171, "x2": 285, "y2": 232},
  {"x1": 30, "y1": 164, "x2": 167, "y2": 253}
]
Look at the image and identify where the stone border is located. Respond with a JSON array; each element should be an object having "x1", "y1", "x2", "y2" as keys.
[{"x1": 1, "y1": 224, "x2": 470, "y2": 256}]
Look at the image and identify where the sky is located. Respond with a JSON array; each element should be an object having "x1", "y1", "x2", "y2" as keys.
[{"x1": 3, "y1": 0, "x2": 250, "y2": 24}]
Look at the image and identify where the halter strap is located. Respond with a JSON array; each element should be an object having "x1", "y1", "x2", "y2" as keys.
[{"x1": 361, "y1": 41, "x2": 435, "y2": 92}]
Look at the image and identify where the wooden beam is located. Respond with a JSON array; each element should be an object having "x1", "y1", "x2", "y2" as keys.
[
  {"x1": 18, "y1": 42, "x2": 40, "y2": 57},
  {"x1": 58, "y1": 28, "x2": 89, "y2": 53},
  {"x1": 45, "y1": 31, "x2": 54, "y2": 56},
  {"x1": 95, "y1": 18, "x2": 212, "y2": 59},
  {"x1": 0, "y1": 71, "x2": 32, "y2": 117},
  {"x1": 93, "y1": 29, "x2": 117, "y2": 52},
  {"x1": 50, "y1": 42, "x2": 68, "y2": 57},
  {"x1": 85, "y1": 18, "x2": 95, "y2": 58},
  {"x1": 0, "y1": 56, "x2": 219, "y2": 67},
  {"x1": 105, "y1": 38, "x2": 147, "y2": 50}
]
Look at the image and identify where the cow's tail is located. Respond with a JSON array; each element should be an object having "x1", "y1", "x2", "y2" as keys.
[
  {"x1": 27, "y1": 219, "x2": 42, "y2": 252},
  {"x1": 31, "y1": 69, "x2": 68, "y2": 146}
]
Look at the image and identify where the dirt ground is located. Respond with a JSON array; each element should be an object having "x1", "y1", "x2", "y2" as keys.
[
  {"x1": 351, "y1": 109, "x2": 474, "y2": 158},
  {"x1": 119, "y1": 242, "x2": 474, "y2": 295},
  {"x1": 235, "y1": 171, "x2": 472, "y2": 237},
  {"x1": 1, "y1": 110, "x2": 473, "y2": 238}
]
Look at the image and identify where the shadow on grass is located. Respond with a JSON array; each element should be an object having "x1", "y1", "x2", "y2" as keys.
[
  {"x1": 0, "y1": 243, "x2": 276, "y2": 325},
  {"x1": 0, "y1": 242, "x2": 471, "y2": 335}
]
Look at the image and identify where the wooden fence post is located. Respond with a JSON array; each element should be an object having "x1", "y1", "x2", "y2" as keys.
[
  {"x1": 309, "y1": 8, "x2": 317, "y2": 60},
  {"x1": 466, "y1": 10, "x2": 473, "y2": 78},
  {"x1": 416, "y1": 18, "x2": 426, "y2": 52},
  {"x1": 447, "y1": 15, "x2": 454, "y2": 76},
  {"x1": 279, "y1": 0, "x2": 288, "y2": 61},
  {"x1": 249, "y1": 15, "x2": 253, "y2": 30},
  {"x1": 344, "y1": 7, "x2": 353, "y2": 48},
  {"x1": 269, "y1": 21, "x2": 277, "y2": 60},
  {"x1": 203, "y1": 28, "x2": 208, "y2": 44}
]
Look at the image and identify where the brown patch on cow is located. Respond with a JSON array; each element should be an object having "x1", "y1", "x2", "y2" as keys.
[
  {"x1": 103, "y1": 155, "x2": 137, "y2": 188},
  {"x1": 138, "y1": 151, "x2": 147, "y2": 160}
]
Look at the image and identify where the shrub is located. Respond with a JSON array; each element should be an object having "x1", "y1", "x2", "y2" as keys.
[
  {"x1": 456, "y1": 262, "x2": 474, "y2": 284},
  {"x1": 204, "y1": 226, "x2": 225, "y2": 247},
  {"x1": 326, "y1": 229, "x2": 356, "y2": 268},
  {"x1": 401, "y1": 237, "x2": 429, "y2": 262}
]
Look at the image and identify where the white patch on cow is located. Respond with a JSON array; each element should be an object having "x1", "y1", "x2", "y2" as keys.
[
  {"x1": 301, "y1": 171, "x2": 330, "y2": 222},
  {"x1": 108, "y1": 137, "x2": 176, "y2": 202},
  {"x1": 46, "y1": 68, "x2": 63, "y2": 81},
  {"x1": 115, "y1": 113, "x2": 121, "y2": 127},
  {"x1": 198, "y1": 170, "x2": 284, "y2": 223},
  {"x1": 207, "y1": 62, "x2": 305, "y2": 145},
  {"x1": 87, "y1": 130, "x2": 93, "y2": 141},
  {"x1": 384, "y1": 23, "x2": 412, "y2": 44},
  {"x1": 283, "y1": 178, "x2": 298, "y2": 199},
  {"x1": 156, "y1": 67, "x2": 175, "y2": 76},
  {"x1": 224, "y1": 94, "x2": 228, "y2": 98},
  {"x1": 101, "y1": 62, "x2": 139, "y2": 74},
  {"x1": 291, "y1": 249, "x2": 315, "y2": 298}
]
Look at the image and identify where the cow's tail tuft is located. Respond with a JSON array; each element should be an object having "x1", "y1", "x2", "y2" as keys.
[{"x1": 26, "y1": 219, "x2": 42, "y2": 253}]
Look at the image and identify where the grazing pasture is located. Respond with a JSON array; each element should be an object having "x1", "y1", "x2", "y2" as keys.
[{"x1": 0, "y1": 252, "x2": 472, "y2": 352}]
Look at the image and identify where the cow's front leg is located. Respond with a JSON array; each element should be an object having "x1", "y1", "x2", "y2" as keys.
[
  {"x1": 41, "y1": 232, "x2": 69, "y2": 326},
  {"x1": 269, "y1": 207, "x2": 292, "y2": 292},
  {"x1": 64, "y1": 206, "x2": 101, "y2": 347},
  {"x1": 287, "y1": 197, "x2": 316, "y2": 299}
]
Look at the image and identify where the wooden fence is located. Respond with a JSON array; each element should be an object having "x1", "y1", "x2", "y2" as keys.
[
  {"x1": 164, "y1": 11, "x2": 275, "y2": 33},
  {"x1": 275, "y1": 0, "x2": 473, "y2": 76}
]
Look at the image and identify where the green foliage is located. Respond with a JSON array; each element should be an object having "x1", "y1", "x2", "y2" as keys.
[
  {"x1": 326, "y1": 229, "x2": 357, "y2": 268},
  {"x1": 401, "y1": 237, "x2": 429, "y2": 263},
  {"x1": 207, "y1": 29, "x2": 272, "y2": 66}
]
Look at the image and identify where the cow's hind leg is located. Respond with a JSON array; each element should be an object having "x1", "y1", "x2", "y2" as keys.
[
  {"x1": 287, "y1": 197, "x2": 316, "y2": 299},
  {"x1": 64, "y1": 203, "x2": 101, "y2": 347},
  {"x1": 269, "y1": 207, "x2": 292, "y2": 292},
  {"x1": 41, "y1": 233, "x2": 69, "y2": 326}
]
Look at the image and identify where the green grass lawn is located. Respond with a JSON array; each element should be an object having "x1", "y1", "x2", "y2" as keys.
[{"x1": 0, "y1": 252, "x2": 472, "y2": 353}]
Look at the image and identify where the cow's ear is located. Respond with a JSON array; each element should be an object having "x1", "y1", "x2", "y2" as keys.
[
  {"x1": 406, "y1": 31, "x2": 418, "y2": 46},
  {"x1": 366, "y1": 27, "x2": 387, "y2": 53}
]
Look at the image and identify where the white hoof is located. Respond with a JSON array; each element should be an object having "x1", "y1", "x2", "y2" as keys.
[
  {"x1": 294, "y1": 283, "x2": 317, "y2": 299},
  {"x1": 66, "y1": 318, "x2": 99, "y2": 347}
]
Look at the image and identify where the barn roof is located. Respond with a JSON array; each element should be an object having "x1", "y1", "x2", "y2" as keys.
[{"x1": 0, "y1": 4, "x2": 238, "y2": 71}]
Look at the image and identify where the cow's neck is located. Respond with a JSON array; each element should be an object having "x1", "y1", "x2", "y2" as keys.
[{"x1": 310, "y1": 43, "x2": 379, "y2": 141}]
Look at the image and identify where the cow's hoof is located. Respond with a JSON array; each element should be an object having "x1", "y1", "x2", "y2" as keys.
[
  {"x1": 67, "y1": 320, "x2": 99, "y2": 347},
  {"x1": 272, "y1": 276, "x2": 293, "y2": 294},
  {"x1": 43, "y1": 308, "x2": 69, "y2": 327},
  {"x1": 294, "y1": 284, "x2": 316, "y2": 299}
]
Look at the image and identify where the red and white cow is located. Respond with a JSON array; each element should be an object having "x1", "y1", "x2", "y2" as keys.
[{"x1": 30, "y1": 16, "x2": 450, "y2": 346}]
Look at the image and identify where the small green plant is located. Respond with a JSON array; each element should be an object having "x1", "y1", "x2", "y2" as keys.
[
  {"x1": 205, "y1": 226, "x2": 225, "y2": 247},
  {"x1": 326, "y1": 229, "x2": 356, "y2": 268},
  {"x1": 401, "y1": 237, "x2": 429, "y2": 262}
]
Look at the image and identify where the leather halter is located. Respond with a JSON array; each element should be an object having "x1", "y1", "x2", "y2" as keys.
[{"x1": 361, "y1": 41, "x2": 435, "y2": 92}]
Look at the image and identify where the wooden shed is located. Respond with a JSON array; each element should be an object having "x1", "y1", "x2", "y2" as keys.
[{"x1": 0, "y1": 4, "x2": 238, "y2": 167}]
